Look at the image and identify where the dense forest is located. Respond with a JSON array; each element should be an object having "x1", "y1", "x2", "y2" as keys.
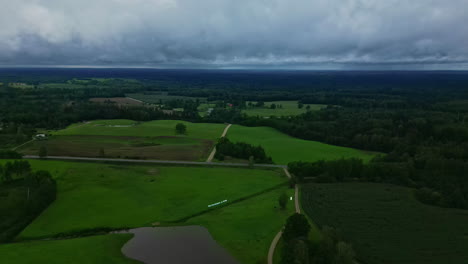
[{"x1": 1, "y1": 69, "x2": 468, "y2": 209}]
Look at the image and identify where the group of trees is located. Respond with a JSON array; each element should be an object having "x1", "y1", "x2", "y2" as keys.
[
  {"x1": 281, "y1": 213, "x2": 355, "y2": 264},
  {"x1": 214, "y1": 137, "x2": 273, "y2": 163},
  {"x1": 0, "y1": 160, "x2": 56, "y2": 242}
]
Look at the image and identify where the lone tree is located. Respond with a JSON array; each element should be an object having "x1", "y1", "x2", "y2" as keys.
[
  {"x1": 283, "y1": 213, "x2": 310, "y2": 241},
  {"x1": 175, "y1": 123, "x2": 187, "y2": 135},
  {"x1": 279, "y1": 192, "x2": 288, "y2": 209},
  {"x1": 38, "y1": 146, "x2": 47, "y2": 159}
]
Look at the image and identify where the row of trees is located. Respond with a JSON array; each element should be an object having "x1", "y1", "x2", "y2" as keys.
[
  {"x1": 214, "y1": 137, "x2": 273, "y2": 163},
  {"x1": 288, "y1": 157, "x2": 468, "y2": 209}
]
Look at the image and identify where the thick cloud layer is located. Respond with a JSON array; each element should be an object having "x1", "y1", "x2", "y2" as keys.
[{"x1": 1, "y1": 0, "x2": 468, "y2": 68}]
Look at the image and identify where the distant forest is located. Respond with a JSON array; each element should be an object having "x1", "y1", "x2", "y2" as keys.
[{"x1": 1, "y1": 69, "x2": 468, "y2": 209}]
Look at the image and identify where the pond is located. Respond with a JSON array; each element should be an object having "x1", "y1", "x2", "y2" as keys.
[{"x1": 121, "y1": 226, "x2": 240, "y2": 264}]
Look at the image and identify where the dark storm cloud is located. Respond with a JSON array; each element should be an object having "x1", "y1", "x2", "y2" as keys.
[{"x1": 1, "y1": 0, "x2": 468, "y2": 68}]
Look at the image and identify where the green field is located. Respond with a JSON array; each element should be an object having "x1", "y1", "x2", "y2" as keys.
[
  {"x1": 0, "y1": 234, "x2": 137, "y2": 264},
  {"x1": 53, "y1": 120, "x2": 224, "y2": 139},
  {"x1": 243, "y1": 101, "x2": 326, "y2": 117},
  {"x1": 0, "y1": 184, "x2": 294, "y2": 264},
  {"x1": 19, "y1": 120, "x2": 226, "y2": 161},
  {"x1": 226, "y1": 125, "x2": 375, "y2": 164},
  {"x1": 301, "y1": 183, "x2": 468, "y2": 264},
  {"x1": 187, "y1": 186, "x2": 296, "y2": 264},
  {"x1": 0, "y1": 160, "x2": 287, "y2": 239},
  {"x1": 198, "y1": 103, "x2": 216, "y2": 117}
]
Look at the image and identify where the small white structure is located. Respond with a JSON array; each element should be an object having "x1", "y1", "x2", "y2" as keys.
[{"x1": 34, "y1": 134, "x2": 47, "y2": 140}]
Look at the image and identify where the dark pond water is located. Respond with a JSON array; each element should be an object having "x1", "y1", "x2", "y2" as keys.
[{"x1": 121, "y1": 226, "x2": 240, "y2": 264}]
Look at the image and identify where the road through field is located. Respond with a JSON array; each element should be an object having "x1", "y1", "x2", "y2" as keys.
[
  {"x1": 206, "y1": 123, "x2": 232, "y2": 162},
  {"x1": 268, "y1": 168, "x2": 299, "y2": 264}
]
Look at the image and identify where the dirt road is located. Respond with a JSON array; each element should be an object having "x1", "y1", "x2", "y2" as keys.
[{"x1": 206, "y1": 123, "x2": 232, "y2": 162}]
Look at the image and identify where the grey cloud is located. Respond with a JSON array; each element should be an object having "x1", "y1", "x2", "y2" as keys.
[{"x1": 1, "y1": 0, "x2": 468, "y2": 68}]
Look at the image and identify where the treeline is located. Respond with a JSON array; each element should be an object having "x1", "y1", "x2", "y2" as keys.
[
  {"x1": 281, "y1": 213, "x2": 355, "y2": 264},
  {"x1": 214, "y1": 137, "x2": 273, "y2": 163},
  {"x1": 0, "y1": 160, "x2": 56, "y2": 242},
  {"x1": 289, "y1": 157, "x2": 468, "y2": 209}
]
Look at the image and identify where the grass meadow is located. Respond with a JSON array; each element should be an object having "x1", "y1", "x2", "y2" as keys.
[
  {"x1": 226, "y1": 125, "x2": 375, "y2": 164},
  {"x1": 0, "y1": 160, "x2": 287, "y2": 239},
  {"x1": 0, "y1": 234, "x2": 138, "y2": 264},
  {"x1": 301, "y1": 182, "x2": 468, "y2": 264},
  {"x1": 187, "y1": 186, "x2": 298, "y2": 264},
  {"x1": 19, "y1": 120, "x2": 226, "y2": 161},
  {"x1": 53, "y1": 119, "x2": 225, "y2": 139},
  {"x1": 243, "y1": 101, "x2": 326, "y2": 117}
]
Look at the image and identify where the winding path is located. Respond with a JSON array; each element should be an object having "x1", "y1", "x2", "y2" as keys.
[
  {"x1": 267, "y1": 168, "x2": 300, "y2": 264},
  {"x1": 206, "y1": 123, "x2": 232, "y2": 162}
]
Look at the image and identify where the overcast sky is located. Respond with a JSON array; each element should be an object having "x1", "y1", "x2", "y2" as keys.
[{"x1": 1, "y1": 0, "x2": 468, "y2": 69}]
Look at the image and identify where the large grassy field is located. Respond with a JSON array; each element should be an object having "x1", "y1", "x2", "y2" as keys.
[
  {"x1": 187, "y1": 186, "x2": 297, "y2": 264},
  {"x1": 301, "y1": 183, "x2": 468, "y2": 264},
  {"x1": 0, "y1": 160, "x2": 287, "y2": 239},
  {"x1": 0, "y1": 187, "x2": 295, "y2": 264},
  {"x1": 226, "y1": 125, "x2": 375, "y2": 164},
  {"x1": 0, "y1": 234, "x2": 138, "y2": 264},
  {"x1": 243, "y1": 101, "x2": 326, "y2": 117},
  {"x1": 18, "y1": 120, "x2": 226, "y2": 161}
]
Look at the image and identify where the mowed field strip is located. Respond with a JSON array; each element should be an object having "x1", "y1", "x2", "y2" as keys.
[
  {"x1": 227, "y1": 125, "x2": 376, "y2": 164},
  {"x1": 18, "y1": 120, "x2": 226, "y2": 161}
]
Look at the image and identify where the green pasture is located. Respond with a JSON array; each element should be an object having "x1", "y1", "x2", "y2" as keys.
[
  {"x1": 226, "y1": 125, "x2": 375, "y2": 164},
  {"x1": 301, "y1": 182, "x2": 468, "y2": 264},
  {"x1": 187, "y1": 186, "x2": 298, "y2": 264},
  {"x1": 243, "y1": 101, "x2": 326, "y2": 117},
  {"x1": 54, "y1": 119, "x2": 225, "y2": 140},
  {"x1": 0, "y1": 234, "x2": 137, "y2": 264},
  {"x1": 18, "y1": 120, "x2": 227, "y2": 160},
  {"x1": 0, "y1": 160, "x2": 287, "y2": 239}
]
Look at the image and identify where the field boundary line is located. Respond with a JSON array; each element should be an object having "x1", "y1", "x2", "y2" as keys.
[
  {"x1": 171, "y1": 182, "x2": 287, "y2": 223},
  {"x1": 12, "y1": 139, "x2": 35, "y2": 151},
  {"x1": 125, "y1": 96, "x2": 144, "y2": 104},
  {"x1": 206, "y1": 123, "x2": 232, "y2": 162},
  {"x1": 23, "y1": 155, "x2": 286, "y2": 168}
]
